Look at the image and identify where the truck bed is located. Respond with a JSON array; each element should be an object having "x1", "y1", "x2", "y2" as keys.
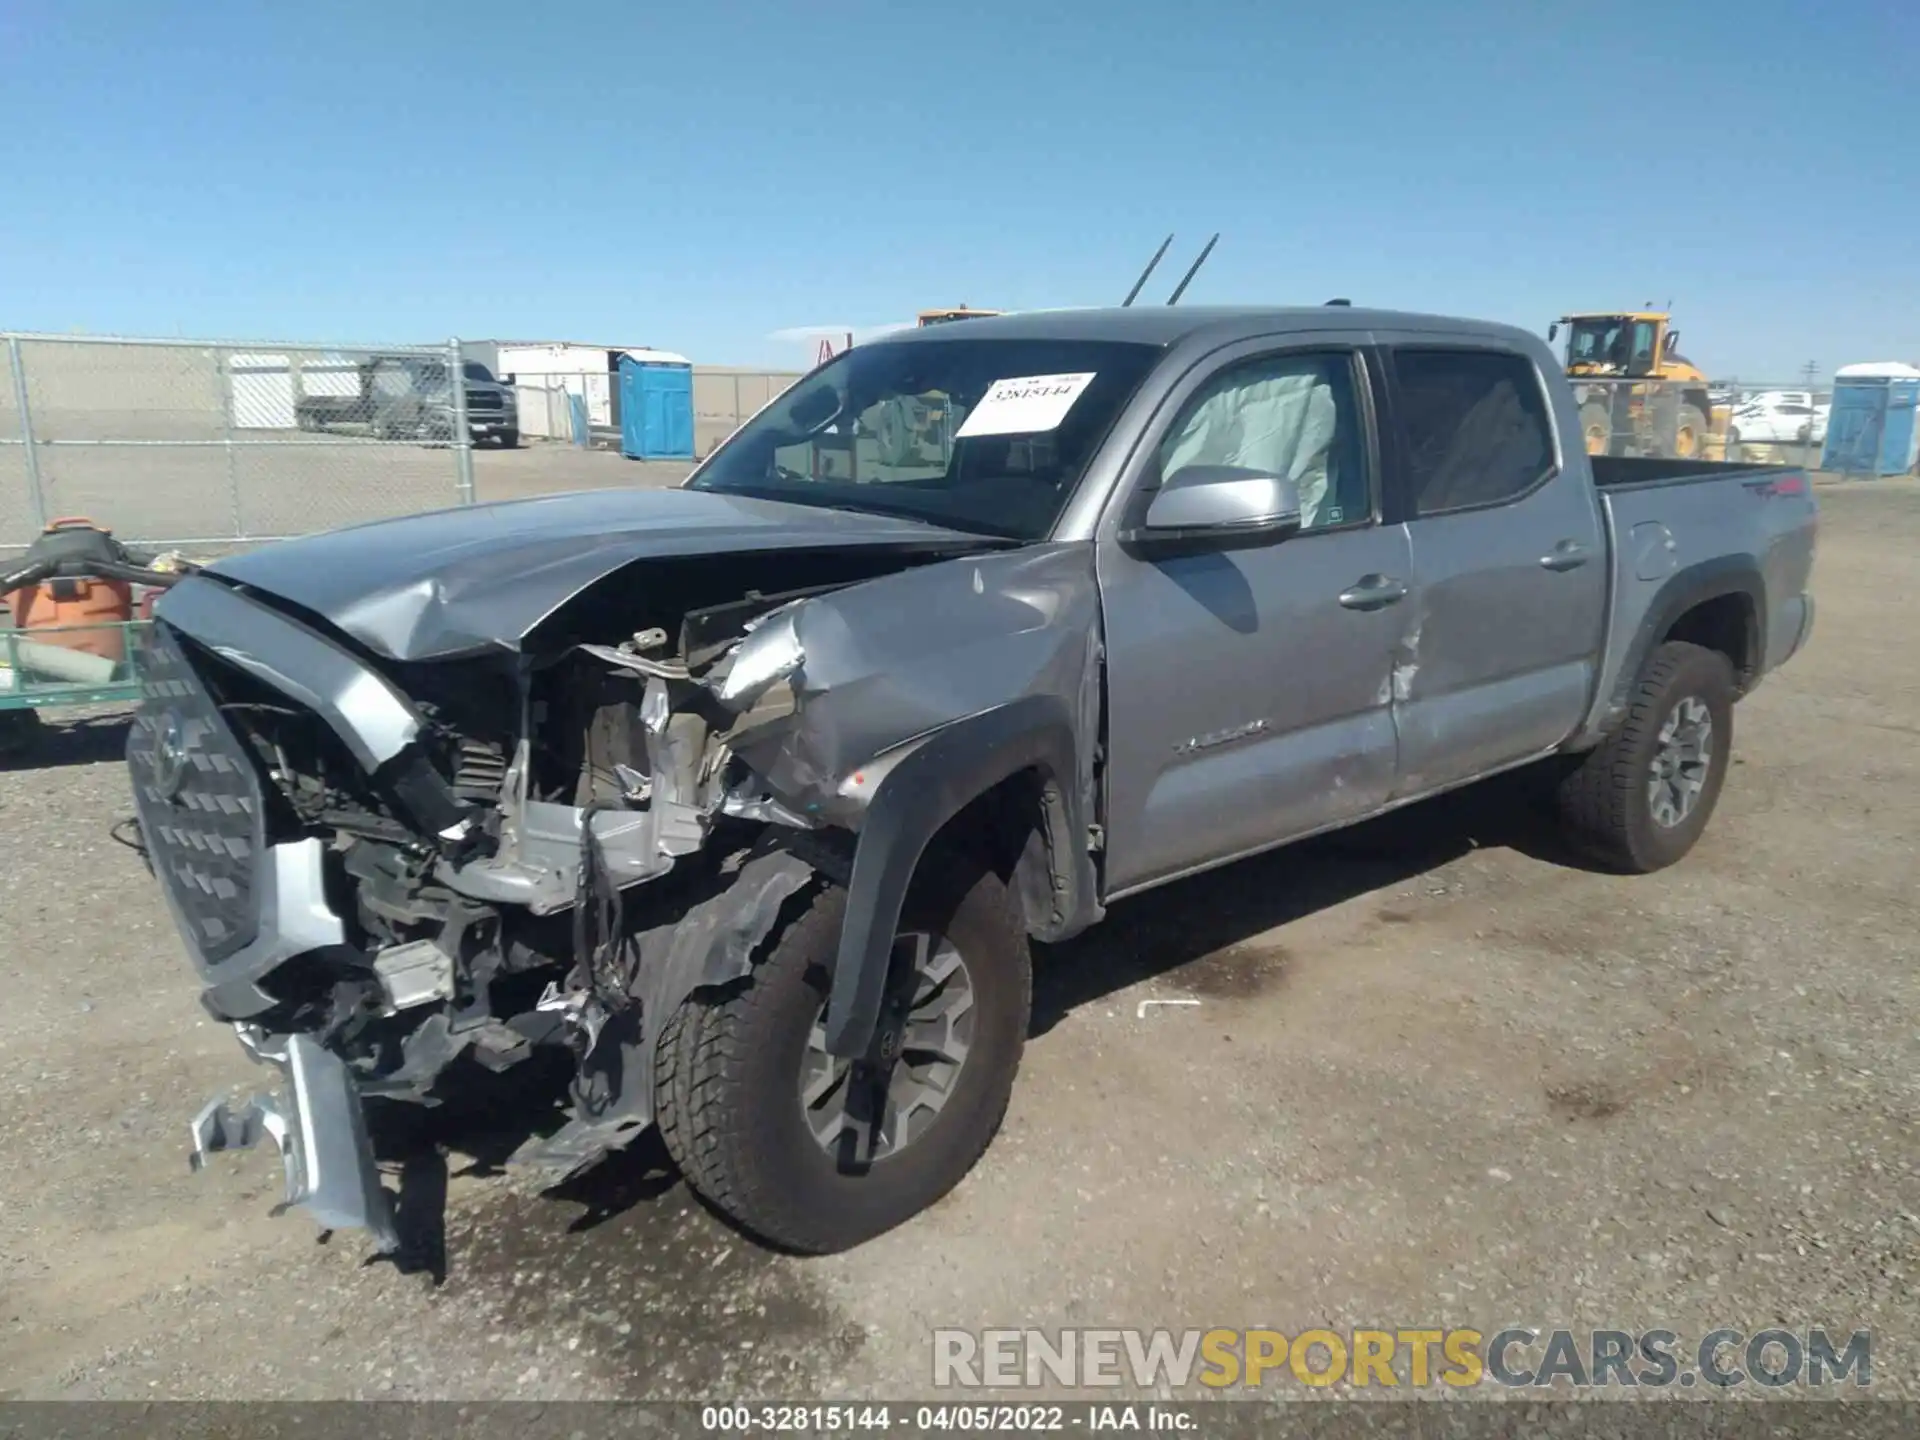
[
  {"x1": 1578, "y1": 453, "x2": 1817, "y2": 747},
  {"x1": 1590, "y1": 454, "x2": 1801, "y2": 489}
]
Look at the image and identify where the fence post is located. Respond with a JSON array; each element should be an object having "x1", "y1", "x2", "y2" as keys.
[
  {"x1": 6, "y1": 335, "x2": 47, "y2": 531},
  {"x1": 216, "y1": 346, "x2": 244, "y2": 540},
  {"x1": 449, "y1": 338, "x2": 475, "y2": 504}
]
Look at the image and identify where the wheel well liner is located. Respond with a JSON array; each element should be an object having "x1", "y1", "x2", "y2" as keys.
[
  {"x1": 823, "y1": 695, "x2": 1097, "y2": 1058},
  {"x1": 940, "y1": 766, "x2": 1087, "y2": 946},
  {"x1": 1608, "y1": 557, "x2": 1764, "y2": 723},
  {"x1": 1663, "y1": 592, "x2": 1757, "y2": 685}
]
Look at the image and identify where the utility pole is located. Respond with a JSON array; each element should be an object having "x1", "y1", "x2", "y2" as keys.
[{"x1": 1799, "y1": 360, "x2": 1819, "y2": 391}]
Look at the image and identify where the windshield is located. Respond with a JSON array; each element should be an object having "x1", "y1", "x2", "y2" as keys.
[
  {"x1": 462, "y1": 361, "x2": 496, "y2": 383},
  {"x1": 686, "y1": 337, "x2": 1163, "y2": 540},
  {"x1": 1566, "y1": 319, "x2": 1631, "y2": 369}
]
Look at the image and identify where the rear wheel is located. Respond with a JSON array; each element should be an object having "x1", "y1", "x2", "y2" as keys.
[
  {"x1": 654, "y1": 850, "x2": 1030, "y2": 1253},
  {"x1": 1555, "y1": 640, "x2": 1734, "y2": 873}
]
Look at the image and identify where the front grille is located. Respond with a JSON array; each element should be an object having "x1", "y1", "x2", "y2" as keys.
[
  {"x1": 127, "y1": 624, "x2": 266, "y2": 963},
  {"x1": 465, "y1": 388, "x2": 505, "y2": 416}
]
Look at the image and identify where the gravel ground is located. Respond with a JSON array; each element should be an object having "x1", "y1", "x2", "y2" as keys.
[{"x1": 0, "y1": 479, "x2": 1915, "y2": 1404}]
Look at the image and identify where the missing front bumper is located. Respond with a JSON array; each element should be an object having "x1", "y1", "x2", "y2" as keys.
[{"x1": 189, "y1": 1030, "x2": 399, "y2": 1252}]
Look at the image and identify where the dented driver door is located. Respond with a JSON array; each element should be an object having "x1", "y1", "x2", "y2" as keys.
[{"x1": 1095, "y1": 340, "x2": 1416, "y2": 896}]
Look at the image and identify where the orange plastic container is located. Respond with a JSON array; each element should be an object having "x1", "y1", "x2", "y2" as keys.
[{"x1": 4, "y1": 517, "x2": 135, "y2": 662}]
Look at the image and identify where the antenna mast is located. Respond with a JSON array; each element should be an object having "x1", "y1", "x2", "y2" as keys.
[
  {"x1": 1121, "y1": 234, "x2": 1175, "y2": 307},
  {"x1": 1166, "y1": 234, "x2": 1220, "y2": 305}
]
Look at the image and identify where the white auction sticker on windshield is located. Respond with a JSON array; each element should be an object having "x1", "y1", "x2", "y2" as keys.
[{"x1": 953, "y1": 372, "x2": 1097, "y2": 438}]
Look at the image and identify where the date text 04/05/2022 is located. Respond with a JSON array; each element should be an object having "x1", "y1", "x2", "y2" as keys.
[{"x1": 699, "y1": 1403, "x2": 1197, "y2": 1432}]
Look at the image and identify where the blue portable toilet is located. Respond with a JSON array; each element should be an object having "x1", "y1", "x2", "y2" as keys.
[
  {"x1": 1821, "y1": 362, "x2": 1920, "y2": 477},
  {"x1": 618, "y1": 349, "x2": 695, "y2": 461}
]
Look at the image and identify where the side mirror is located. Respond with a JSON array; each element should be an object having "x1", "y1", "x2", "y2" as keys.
[
  {"x1": 1548, "y1": 322, "x2": 1559, "y2": 342},
  {"x1": 1123, "y1": 465, "x2": 1303, "y2": 552},
  {"x1": 1664, "y1": 331, "x2": 1679, "y2": 355}
]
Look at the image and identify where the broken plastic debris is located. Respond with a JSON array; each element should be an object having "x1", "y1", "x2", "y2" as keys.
[{"x1": 1136, "y1": 998, "x2": 1202, "y2": 1018}]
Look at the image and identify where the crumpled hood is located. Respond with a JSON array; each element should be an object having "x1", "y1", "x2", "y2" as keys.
[{"x1": 206, "y1": 487, "x2": 988, "y2": 661}]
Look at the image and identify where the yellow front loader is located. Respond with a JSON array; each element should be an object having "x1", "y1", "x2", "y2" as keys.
[{"x1": 1552, "y1": 311, "x2": 1720, "y2": 459}]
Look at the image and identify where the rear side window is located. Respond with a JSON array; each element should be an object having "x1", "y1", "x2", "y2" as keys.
[{"x1": 1393, "y1": 349, "x2": 1554, "y2": 516}]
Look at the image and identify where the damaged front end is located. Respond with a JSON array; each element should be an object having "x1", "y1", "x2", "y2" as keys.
[{"x1": 129, "y1": 514, "x2": 1102, "y2": 1248}]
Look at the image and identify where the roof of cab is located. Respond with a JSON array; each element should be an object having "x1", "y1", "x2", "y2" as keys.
[{"x1": 873, "y1": 305, "x2": 1542, "y2": 352}]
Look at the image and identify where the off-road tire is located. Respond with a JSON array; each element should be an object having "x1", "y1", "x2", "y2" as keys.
[
  {"x1": 654, "y1": 852, "x2": 1030, "y2": 1253},
  {"x1": 1676, "y1": 403, "x2": 1711, "y2": 459},
  {"x1": 1556, "y1": 640, "x2": 1735, "y2": 873},
  {"x1": 498, "y1": 428, "x2": 519, "y2": 450}
]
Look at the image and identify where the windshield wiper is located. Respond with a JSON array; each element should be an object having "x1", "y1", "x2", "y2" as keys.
[{"x1": 710, "y1": 484, "x2": 1019, "y2": 541}]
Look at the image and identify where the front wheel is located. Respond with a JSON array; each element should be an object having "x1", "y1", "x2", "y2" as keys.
[
  {"x1": 654, "y1": 850, "x2": 1031, "y2": 1253},
  {"x1": 1555, "y1": 640, "x2": 1735, "y2": 873}
]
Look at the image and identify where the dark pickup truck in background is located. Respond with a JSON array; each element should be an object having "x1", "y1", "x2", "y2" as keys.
[
  {"x1": 131, "y1": 304, "x2": 1816, "y2": 1259},
  {"x1": 296, "y1": 354, "x2": 519, "y2": 447}
]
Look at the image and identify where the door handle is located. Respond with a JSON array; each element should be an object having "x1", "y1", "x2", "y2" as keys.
[
  {"x1": 1338, "y1": 574, "x2": 1409, "y2": 610},
  {"x1": 1540, "y1": 540, "x2": 1592, "y2": 572}
]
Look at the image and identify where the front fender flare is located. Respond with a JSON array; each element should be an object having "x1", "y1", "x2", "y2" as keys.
[{"x1": 824, "y1": 694, "x2": 1085, "y2": 1057}]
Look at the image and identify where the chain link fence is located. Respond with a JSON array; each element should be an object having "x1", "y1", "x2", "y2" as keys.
[
  {"x1": 502, "y1": 371, "x2": 605, "y2": 445},
  {"x1": 693, "y1": 366, "x2": 804, "y2": 458},
  {"x1": 1, "y1": 331, "x2": 1848, "y2": 558},
  {"x1": 476, "y1": 364, "x2": 803, "y2": 456},
  {"x1": 0, "y1": 333, "x2": 477, "y2": 552}
]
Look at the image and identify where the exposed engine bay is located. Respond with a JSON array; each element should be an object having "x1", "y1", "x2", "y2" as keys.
[
  {"x1": 129, "y1": 481, "x2": 1109, "y2": 1250},
  {"x1": 184, "y1": 547, "x2": 963, "y2": 1132}
]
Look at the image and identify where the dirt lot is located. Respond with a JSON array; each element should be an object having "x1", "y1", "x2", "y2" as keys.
[
  {"x1": 1, "y1": 480, "x2": 1915, "y2": 1403},
  {"x1": 472, "y1": 441, "x2": 692, "y2": 503}
]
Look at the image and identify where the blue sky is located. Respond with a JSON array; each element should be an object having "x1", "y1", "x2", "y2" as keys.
[{"x1": 1, "y1": 0, "x2": 1914, "y2": 377}]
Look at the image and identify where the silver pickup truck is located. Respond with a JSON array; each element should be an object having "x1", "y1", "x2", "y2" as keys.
[{"x1": 128, "y1": 305, "x2": 1817, "y2": 1255}]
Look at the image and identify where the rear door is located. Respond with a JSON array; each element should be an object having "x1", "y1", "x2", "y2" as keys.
[
  {"x1": 1377, "y1": 341, "x2": 1608, "y2": 796},
  {"x1": 1096, "y1": 338, "x2": 1415, "y2": 894}
]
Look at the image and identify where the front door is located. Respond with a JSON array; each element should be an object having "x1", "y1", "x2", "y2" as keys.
[
  {"x1": 1097, "y1": 343, "x2": 1414, "y2": 895},
  {"x1": 1379, "y1": 343, "x2": 1610, "y2": 796}
]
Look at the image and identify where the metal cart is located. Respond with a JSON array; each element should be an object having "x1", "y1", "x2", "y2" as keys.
[{"x1": 0, "y1": 614, "x2": 153, "y2": 754}]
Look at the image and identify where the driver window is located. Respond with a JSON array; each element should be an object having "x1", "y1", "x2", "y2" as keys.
[{"x1": 1154, "y1": 351, "x2": 1368, "y2": 532}]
